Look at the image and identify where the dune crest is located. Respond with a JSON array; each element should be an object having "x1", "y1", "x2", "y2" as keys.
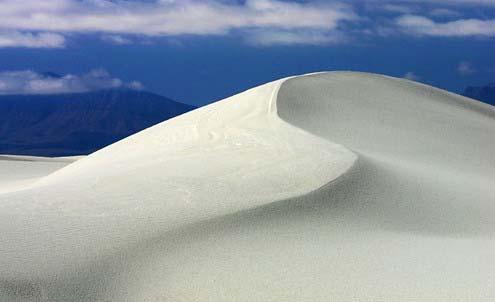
[{"x1": 1, "y1": 72, "x2": 494, "y2": 301}]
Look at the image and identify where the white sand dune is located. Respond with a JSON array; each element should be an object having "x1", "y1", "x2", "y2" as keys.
[
  {"x1": 0, "y1": 156, "x2": 78, "y2": 194},
  {"x1": 1, "y1": 72, "x2": 494, "y2": 301}
]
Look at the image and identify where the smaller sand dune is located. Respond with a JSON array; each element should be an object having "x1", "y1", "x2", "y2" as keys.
[{"x1": 0, "y1": 155, "x2": 79, "y2": 193}]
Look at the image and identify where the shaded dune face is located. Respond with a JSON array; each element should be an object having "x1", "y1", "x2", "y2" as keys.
[
  {"x1": 1, "y1": 72, "x2": 494, "y2": 301},
  {"x1": 277, "y1": 72, "x2": 495, "y2": 236}
]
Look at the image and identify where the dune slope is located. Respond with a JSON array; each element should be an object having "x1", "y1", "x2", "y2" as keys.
[
  {"x1": 1, "y1": 72, "x2": 494, "y2": 301},
  {"x1": 0, "y1": 156, "x2": 77, "y2": 194}
]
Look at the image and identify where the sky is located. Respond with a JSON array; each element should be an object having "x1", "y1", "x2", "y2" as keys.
[{"x1": 0, "y1": 0, "x2": 494, "y2": 106}]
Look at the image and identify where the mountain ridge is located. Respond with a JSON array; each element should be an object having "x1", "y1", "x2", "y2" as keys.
[
  {"x1": 463, "y1": 83, "x2": 495, "y2": 106},
  {"x1": 0, "y1": 88, "x2": 195, "y2": 156}
]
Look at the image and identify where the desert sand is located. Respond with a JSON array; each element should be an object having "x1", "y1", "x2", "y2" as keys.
[
  {"x1": 0, "y1": 156, "x2": 78, "y2": 194},
  {"x1": 0, "y1": 72, "x2": 494, "y2": 301}
]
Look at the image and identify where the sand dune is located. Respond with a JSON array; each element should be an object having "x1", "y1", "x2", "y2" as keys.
[
  {"x1": 0, "y1": 156, "x2": 78, "y2": 194},
  {"x1": 1, "y1": 72, "x2": 494, "y2": 301}
]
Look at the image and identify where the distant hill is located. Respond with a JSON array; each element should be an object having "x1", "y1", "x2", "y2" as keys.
[
  {"x1": 462, "y1": 83, "x2": 495, "y2": 106},
  {"x1": 0, "y1": 89, "x2": 195, "y2": 156}
]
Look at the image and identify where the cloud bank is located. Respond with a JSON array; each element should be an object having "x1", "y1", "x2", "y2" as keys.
[
  {"x1": 0, "y1": 0, "x2": 494, "y2": 47},
  {"x1": 0, "y1": 31, "x2": 65, "y2": 48},
  {"x1": 0, "y1": 69, "x2": 144, "y2": 95},
  {"x1": 0, "y1": 0, "x2": 354, "y2": 47},
  {"x1": 397, "y1": 15, "x2": 495, "y2": 37}
]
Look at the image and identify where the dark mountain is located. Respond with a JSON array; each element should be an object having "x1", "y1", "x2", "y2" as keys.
[
  {"x1": 462, "y1": 83, "x2": 495, "y2": 106},
  {"x1": 0, "y1": 89, "x2": 195, "y2": 156}
]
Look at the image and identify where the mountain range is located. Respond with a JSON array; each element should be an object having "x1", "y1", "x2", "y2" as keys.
[
  {"x1": 463, "y1": 83, "x2": 495, "y2": 106},
  {"x1": 0, "y1": 89, "x2": 195, "y2": 156}
]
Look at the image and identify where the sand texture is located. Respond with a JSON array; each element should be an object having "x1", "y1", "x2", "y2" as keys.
[{"x1": 0, "y1": 72, "x2": 494, "y2": 301}]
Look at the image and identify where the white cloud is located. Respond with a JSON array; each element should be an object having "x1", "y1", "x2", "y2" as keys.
[
  {"x1": 396, "y1": 15, "x2": 495, "y2": 37},
  {"x1": 429, "y1": 8, "x2": 460, "y2": 17},
  {"x1": 0, "y1": 0, "x2": 355, "y2": 47},
  {"x1": 392, "y1": 0, "x2": 495, "y2": 6},
  {"x1": 0, "y1": 0, "x2": 493, "y2": 48},
  {"x1": 457, "y1": 61, "x2": 476, "y2": 75},
  {"x1": 101, "y1": 35, "x2": 132, "y2": 45},
  {"x1": 0, "y1": 69, "x2": 143, "y2": 95},
  {"x1": 403, "y1": 71, "x2": 420, "y2": 81},
  {"x1": 432, "y1": 0, "x2": 495, "y2": 5},
  {"x1": 246, "y1": 29, "x2": 345, "y2": 46},
  {"x1": 128, "y1": 81, "x2": 144, "y2": 90},
  {"x1": 0, "y1": 31, "x2": 65, "y2": 48}
]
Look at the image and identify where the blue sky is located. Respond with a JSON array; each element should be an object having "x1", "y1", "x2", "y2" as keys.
[{"x1": 0, "y1": 0, "x2": 494, "y2": 105}]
